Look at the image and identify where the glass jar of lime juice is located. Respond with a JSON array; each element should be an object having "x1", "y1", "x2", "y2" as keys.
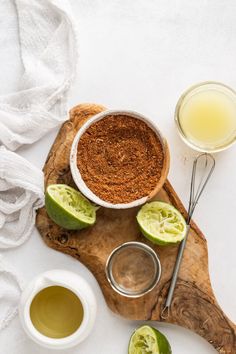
[{"x1": 175, "y1": 82, "x2": 236, "y2": 152}]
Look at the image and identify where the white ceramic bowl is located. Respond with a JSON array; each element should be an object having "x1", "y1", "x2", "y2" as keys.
[
  {"x1": 70, "y1": 109, "x2": 170, "y2": 209},
  {"x1": 19, "y1": 270, "x2": 97, "y2": 350}
]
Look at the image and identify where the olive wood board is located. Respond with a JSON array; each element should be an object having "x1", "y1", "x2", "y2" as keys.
[{"x1": 36, "y1": 103, "x2": 236, "y2": 353}]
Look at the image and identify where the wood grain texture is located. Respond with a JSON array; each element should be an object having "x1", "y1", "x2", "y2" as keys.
[{"x1": 36, "y1": 103, "x2": 236, "y2": 353}]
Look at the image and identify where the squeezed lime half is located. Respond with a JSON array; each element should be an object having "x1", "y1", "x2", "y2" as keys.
[
  {"x1": 128, "y1": 325, "x2": 172, "y2": 354},
  {"x1": 45, "y1": 184, "x2": 96, "y2": 230},
  {"x1": 137, "y1": 201, "x2": 186, "y2": 245}
]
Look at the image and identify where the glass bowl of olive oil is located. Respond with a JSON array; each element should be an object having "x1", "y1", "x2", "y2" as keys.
[{"x1": 175, "y1": 82, "x2": 236, "y2": 152}]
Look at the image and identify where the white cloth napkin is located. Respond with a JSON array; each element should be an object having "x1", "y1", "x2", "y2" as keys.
[
  {"x1": 0, "y1": 258, "x2": 22, "y2": 331},
  {"x1": 0, "y1": 0, "x2": 78, "y2": 151},
  {"x1": 0, "y1": 147, "x2": 44, "y2": 249}
]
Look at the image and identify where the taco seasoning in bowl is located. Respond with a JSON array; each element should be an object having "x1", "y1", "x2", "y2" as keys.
[{"x1": 70, "y1": 110, "x2": 170, "y2": 209}]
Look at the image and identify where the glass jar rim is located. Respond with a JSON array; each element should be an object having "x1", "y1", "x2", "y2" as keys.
[{"x1": 105, "y1": 241, "x2": 161, "y2": 298}]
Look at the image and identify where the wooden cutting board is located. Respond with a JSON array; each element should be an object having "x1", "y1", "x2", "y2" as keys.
[{"x1": 36, "y1": 103, "x2": 236, "y2": 353}]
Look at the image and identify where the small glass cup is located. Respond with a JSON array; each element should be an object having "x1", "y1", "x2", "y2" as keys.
[
  {"x1": 175, "y1": 81, "x2": 236, "y2": 153},
  {"x1": 105, "y1": 241, "x2": 161, "y2": 298}
]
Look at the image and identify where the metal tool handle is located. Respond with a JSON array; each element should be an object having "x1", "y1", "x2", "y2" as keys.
[
  {"x1": 161, "y1": 225, "x2": 190, "y2": 319},
  {"x1": 161, "y1": 153, "x2": 215, "y2": 320}
]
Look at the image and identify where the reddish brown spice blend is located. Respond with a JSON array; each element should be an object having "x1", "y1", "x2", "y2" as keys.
[{"x1": 77, "y1": 115, "x2": 164, "y2": 204}]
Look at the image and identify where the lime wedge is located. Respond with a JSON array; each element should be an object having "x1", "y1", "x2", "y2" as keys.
[
  {"x1": 137, "y1": 201, "x2": 186, "y2": 245},
  {"x1": 45, "y1": 184, "x2": 96, "y2": 230},
  {"x1": 128, "y1": 325, "x2": 172, "y2": 354}
]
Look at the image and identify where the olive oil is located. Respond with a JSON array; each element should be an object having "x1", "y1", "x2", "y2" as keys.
[
  {"x1": 176, "y1": 83, "x2": 236, "y2": 152},
  {"x1": 30, "y1": 286, "x2": 84, "y2": 338}
]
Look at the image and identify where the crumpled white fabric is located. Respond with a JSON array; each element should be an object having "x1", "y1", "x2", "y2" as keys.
[
  {"x1": 0, "y1": 146, "x2": 44, "y2": 249},
  {"x1": 0, "y1": 257, "x2": 22, "y2": 331},
  {"x1": 0, "y1": 0, "x2": 78, "y2": 151}
]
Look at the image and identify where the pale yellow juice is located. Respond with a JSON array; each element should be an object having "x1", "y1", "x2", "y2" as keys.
[
  {"x1": 30, "y1": 286, "x2": 84, "y2": 338},
  {"x1": 177, "y1": 84, "x2": 236, "y2": 151}
]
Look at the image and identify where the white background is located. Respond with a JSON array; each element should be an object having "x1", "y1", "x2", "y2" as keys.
[{"x1": 1, "y1": 1, "x2": 236, "y2": 353}]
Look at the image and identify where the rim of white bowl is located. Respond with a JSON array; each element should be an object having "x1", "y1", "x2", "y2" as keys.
[{"x1": 70, "y1": 109, "x2": 167, "y2": 209}]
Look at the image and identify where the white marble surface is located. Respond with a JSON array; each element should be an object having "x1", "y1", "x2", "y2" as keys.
[{"x1": 1, "y1": 1, "x2": 236, "y2": 353}]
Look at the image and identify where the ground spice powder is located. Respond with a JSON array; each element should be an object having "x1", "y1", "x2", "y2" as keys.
[{"x1": 77, "y1": 115, "x2": 164, "y2": 204}]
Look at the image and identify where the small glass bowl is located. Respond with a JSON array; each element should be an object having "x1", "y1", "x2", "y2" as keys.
[
  {"x1": 175, "y1": 81, "x2": 236, "y2": 153},
  {"x1": 105, "y1": 241, "x2": 161, "y2": 298}
]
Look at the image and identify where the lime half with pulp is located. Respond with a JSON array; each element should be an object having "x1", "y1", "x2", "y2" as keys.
[
  {"x1": 137, "y1": 201, "x2": 186, "y2": 245},
  {"x1": 128, "y1": 325, "x2": 172, "y2": 354},
  {"x1": 45, "y1": 184, "x2": 96, "y2": 230}
]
